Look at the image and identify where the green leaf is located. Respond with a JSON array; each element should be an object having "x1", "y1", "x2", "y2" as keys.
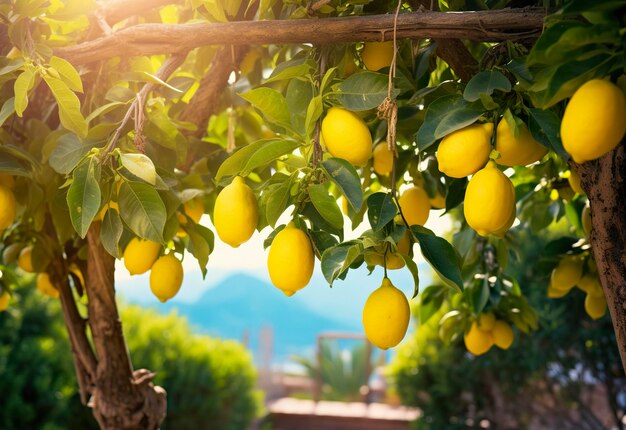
[
  {"x1": 400, "y1": 253, "x2": 420, "y2": 298},
  {"x1": 321, "y1": 241, "x2": 362, "y2": 285},
  {"x1": 527, "y1": 108, "x2": 566, "y2": 160},
  {"x1": 335, "y1": 71, "x2": 400, "y2": 111},
  {"x1": 85, "y1": 101, "x2": 126, "y2": 124},
  {"x1": 14, "y1": 69, "x2": 35, "y2": 117},
  {"x1": 215, "y1": 139, "x2": 299, "y2": 183},
  {"x1": 321, "y1": 157, "x2": 363, "y2": 211},
  {"x1": 43, "y1": 75, "x2": 88, "y2": 137},
  {"x1": 463, "y1": 70, "x2": 512, "y2": 102},
  {"x1": 120, "y1": 153, "x2": 157, "y2": 185},
  {"x1": 302, "y1": 202, "x2": 343, "y2": 239},
  {"x1": 527, "y1": 21, "x2": 584, "y2": 65},
  {"x1": 0, "y1": 58, "x2": 25, "y2": 76},
  {"x1": 418, "y1": 286, "x2": 445, "y2": 324},
  {"x1": 304, "y1": 95, "x2": 323, "y2": 139},
  {"x1": 265, "y1": 59, "x2": 314, "y2": 84},
  {"x1": 0, "y1": 97, "x2": 15, "y2": 127},
  {"x1": 118, "y1": 181, "x2": 166, "y2": 243},
  {"x1": 308, "y1": 184, "x2": 343, "y2": 231},
  {"x1": 264, "y1": 174, "x2": 294, "y2": 228},
  {"x1": 49, "y1": 133, "x2": 91, "y2": 174},
  {"x1": 100, "y1": 208, "x2": 123, "y2": 258},
  {"x1": 367, "y1": 193, "x2": 396, "y2": 232},
  {"x1": 415, "y1": 95, "x2": 483, "y2": 150},
  {"x1": 239, "y1": 87, "x2": 293, "y2": 131},
  {"x1": 560, "y1": 0, "x2": 626, "y2": 14},
  {"x1": 49, "y1": 56, "x2": 83, "y2": 93},
  {"x1": 187, "y1": 228, "x2": 211, "y2": 278},
  {"x1": 411, "y1": 225, "x2": 463, "y2": 291},
  {"x1": 66, "y1": 158, "x2": 101, "y2": 238}
]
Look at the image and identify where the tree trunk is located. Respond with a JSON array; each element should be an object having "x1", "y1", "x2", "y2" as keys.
[
  {"x1": 85, "y1": 224, "x2": 166, "y2": 429},
  {"x1": 574, "y1": 142, "x2": 626, "y2": 374}
]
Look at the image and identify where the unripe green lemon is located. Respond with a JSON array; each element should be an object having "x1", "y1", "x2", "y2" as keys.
[
  {"x1": 18, "y1": 246, "x2": 34, "y2": 273},
  {"x1": 150, "y1": 254, "x2": 184, "y2": 303},
  {"x1": 397, "y1": 186, "x2": 430, "y2": 227},
  {"x1": 561, "y1": 79, "x2": 626, "y2": 163},
  {"x1": 361, "y1": 41, "x2": 394, "y2": 71},
  {"x1": 0, "y1": 291, "x2": 10, "y2": 311},
  {"x1": 550, "y1": 256, "x2": 583, "y2": 291},
  {"x1": 214, "y1": 176, "x2": 258, "y2": 248},
  {"x1": 463, "y1": 161, "x2": 516, "y2": 237},
  {"x1": 37, "y1": 273, "x2": 59, "y2": 298},
  {"x1": 437, "y1": 123, "x2": 493, "y2": 178},
  {"x1": 362, "y1": 277, "x2": 410, "y2": 350},
  {"x1": 372, "y1": 142, "x2": 393, "y2": 176},
  {"x1": 584, "y1": 293, "x2": 606, "y2": 320},
  {"x1": 267, "y1": 223, "x2": 314, "y2": 296},
  {"x1": 0, "y1": 184, "x2": 16, "y2": 230},
  {"x1": 464, "y1": 322, "x2": 493, "y2": 356},
  {"x1": 492, "y1": 320, "x2": 514, "y2": 349},
  {"x1": 123, "y1": 237, "x2": 161, "y2": 275},
  {"x1": 495, "y1": 119, "x2": 547, "y2": 166},
  {"x1": 321, "y1": 107, "x2": 372, "y2": 166},
  {"x1": 477, "y1": 312, "x2": 496, "y2": 331}
]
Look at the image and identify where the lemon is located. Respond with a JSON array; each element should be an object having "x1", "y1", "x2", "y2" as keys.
[
  {"x1": 463, "y1": 161, "x2": 515, "y2": 237},
  {"x1": 366, "y1": 232, "x2": 412, "y2": 270},
  {"x1": 582, "y1": 205, "x2": 592, "y2": 236},
  {"x1": 362, "y1": 277, "x2": 410, "y2": 349},
  {"x1": 342, "y1": 51, "x2": 358, "y2": 77},
  {"x1": 550, "y1": 256, "x2": 582, "y2": 291},
  {"x1": 0, "y1": 291, "x2": 10, "y2": 311},
  {"x1": 37, "y1": 273, "x2": 59, "y2": 298},
  {"x1": 397, "y1": 186, "x2": 430, "y2": 226},
  {"x1": 0, "y1": 184, "x2": 16, "y2": 230},
  {"x1": 548, "y1": 283, "x2": 569, "y2": 298},
  {"x1": 567, "y1": 169, "x2": 584, "y2": 195},
  {"x1": 177, "y1": 197, "x2": 205, "y2": 236},
  {"x1": 361, "y1": 41, "x2": 394, "y2": 71},
  {"x1": 214, "y1": 176, "x2": 258, "y2": 247},
  {"x1": 584, "y1": 293, "x2": 606, "y2": 320},
  {"x1": 464, "y1": 322, "x2": 493, "y2": 356},
  {"x1": 492, "y1": 320, "x2": 514, "y2": 349},
  {"x1": 18, "y1": 246, "x2": 34, "y2": 272},
  {"x1": 150, "y1": 254, "x2": 184, "y2": 303},
  {"x1": 123, "y1": 237, "x2": 161, "y2": 275},
  {"x1": 0, "y1": 174, "x2": 15, "y2": 188},
  {"x1": 429, "y1": 192, "x2": 446, "y2": 210},
  {"x1": 495, "y1": 119, "x2": 547, "y2": 166},
  {"x1": 561, "y1": 79, "x2": 626, "y2": 163},
  {"x1": 97, "y1": 200, "x2": 119, "y2": 221},
  {"x1": 577, "y1": 274, "x2": 604, "y2": 297},
  {"x1": 437, "y1": 123, "x2": 493, "y2": 178},
  {"x1": 477, "y1": 312, "x2": 496, "y2": 331},
  {"x1": 321, "y1": 107, "x2": 372, "y2": 166},
  {"x1": 340, "y1": 197, "x2": 349, "y2": 216},
  {"x1": 372, "y1": 142, "x2": 393, "y2": 176},
  {"x1": 267, "y1": 223, "x2": 314, "y2": 296}
]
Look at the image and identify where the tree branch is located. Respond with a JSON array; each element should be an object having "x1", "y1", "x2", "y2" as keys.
[{"x1": 55, "y1": 8, "x2": 545, "y2": 65}]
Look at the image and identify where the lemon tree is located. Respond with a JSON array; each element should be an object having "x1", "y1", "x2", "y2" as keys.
[{"x1": 0, "y1": 0, "x2": 625, "y2": 428}]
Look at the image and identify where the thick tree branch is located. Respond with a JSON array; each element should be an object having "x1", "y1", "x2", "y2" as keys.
[{"x1": 55, "y1": 9, "x2": 545, "y2": 65}]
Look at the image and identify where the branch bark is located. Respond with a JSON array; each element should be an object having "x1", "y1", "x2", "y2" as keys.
[
  {"x1": 55, "y1": 8, "x2": 545, "y2": 65},
  {"x1": 574, "y1": 142, "x2": 626, "y2": 374}
]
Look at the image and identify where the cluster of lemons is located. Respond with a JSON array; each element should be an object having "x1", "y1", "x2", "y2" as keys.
[
  {"x1": 464, "y1": 312, "x2": 514, "y2": 356},
  {"x1": 549, "y1": 255, "x2": 606, "y2": 320}
]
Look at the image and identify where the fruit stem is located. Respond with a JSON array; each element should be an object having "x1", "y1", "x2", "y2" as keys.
[{"x1": 383, "y1": 241, "x2": 389, "y2": 278}]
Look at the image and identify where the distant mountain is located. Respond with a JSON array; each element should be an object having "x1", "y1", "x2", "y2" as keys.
[{"x1": 159, "y1": 273, "x2": 359, "y2": 362}]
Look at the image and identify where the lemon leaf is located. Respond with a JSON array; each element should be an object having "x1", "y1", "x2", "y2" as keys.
[
  {"x1": 463, "y1": 70, "x2": 511, "y2": 102},
  {"x1": 367, "y1": 192, "x2": 396, "y2": 232},
  {"x1": 308, "y1": 184, "x2": 343, "y2": 231},
  {"x1": 411, "y1": 225, "x2": 463, "y2": 291},
  {"x1": 118, "y1": 181, "x2": 166, "y2": 243},
  {"x1": 101, "y1": 208, "x2": 123, "y2": 259},
  {"x1": 321, "y1": 157, "x2": 363, "y2": 212},
  {"x1": 66, "y1": 157, "x2": 101, "y2": 239}
]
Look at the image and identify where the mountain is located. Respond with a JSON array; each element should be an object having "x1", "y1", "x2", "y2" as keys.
[{"x1": 159, "y1": 273, "x2": 359, "y2": 362}]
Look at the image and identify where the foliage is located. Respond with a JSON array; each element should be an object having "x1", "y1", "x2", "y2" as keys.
[{"x1": 0, "y1": 283, "x2": 260, "y2": 430}]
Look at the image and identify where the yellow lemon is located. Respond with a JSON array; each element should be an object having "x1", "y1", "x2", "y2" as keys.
[
  {"x1": 37, "y1": 273, "x2": 59, "y2": 298},
  {"x1": 150, "y1": 254, "x2": 184, "y2": 303},
  {"x1": 437, "y1": 123, "x2": 493, "y2": 178},
  {"x1": 366, "y1": 232, "x2": 412, "y2": 270},
  {"x1": 361, "y1": 41, "x2": 394, "y2": 71},
  {"x1": 123, "y1": 238, "x2": 161, "y2": 275},
  {"x1": 477, "y1": 312, "x2": 496, "y2": 331},
  {"x1": 0, "y1": 291, "x2": 10, "y2": 311},
  {"x1": 267, "y1": 223, "x2": 314, "y2": 296},
  {"x1": 567, "y1": 170, "x2": 585, "y2": 195},
  {"x1": 0, "y1": 184, "x2": 16, "y2": 230},
  {"x1": 214, "y1": 176, "x2": 258, "y2": 247},
  {"x1": 362, "y1": 277, "x2": 410, "y2": 349},
  {"x1": 0, "y1": 173, "x2": 15, "y2": 188},
  {"x1": 584, "y1": 293, "x2": 607, "y2": 320},
  {"x1": 372, "y1": 142, "x2": 393, "y2": 176},
  {"x1": 342, "y1": 51, "x2": 358, "y2": 77},
  {"x1": 561, "y1": 79, "x2": 626, "y2": 163},
  {"x1": 340, "y1": 197, "x2": 349, "y2": 216},
  {"x1": 582, "y1": 205, "x2": 592, "y2": 236},
  {"x1": 548, "y1": 283, "x2": 570, "y2": 298},
  {"x1": 577, "y1": 274, "x2": 604, "y2": 297},
  {"x1": 492, "y1": 320, "x2": 514, "y2": 349},
  {"x1": 18, "y1": 246, "x2": 34, "y2": 273},
  {"x1": 550, "y1": 256, "x2": 583, "y2": 291},
  {"x1": 321, "y1": 107, "x2": 372, "y2": 166},
  {"x1": 97, "y1": 200, "x2": 119, "y2": 221},
  {"x1": 429, "y1": 192, "x2": 446, "y2": 210},
  {"x1": 397, "y1": 186, "x2": 430, "y2": 227},
  {"x1": 464, "y1": 322, "x2": 493, "y2": 356},
  {"x1": 176, "y1": 197, "x2": 205, "y2": 236},
  {"x1": 463, "y1": 161, "x2": 516, "y2": 237},
  {"x1": 495, "y1": 119, "x2": 547, "y2": 166}
]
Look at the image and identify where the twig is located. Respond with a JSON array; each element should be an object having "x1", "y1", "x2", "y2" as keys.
[
  {"x1": 312, "y1": 46, "x2": 326, "y2": 167},
  {"x1": 307, "y1": 0, "x2": 332, "y2": 15}
]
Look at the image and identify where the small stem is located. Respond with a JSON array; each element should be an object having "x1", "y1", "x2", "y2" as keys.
[
  {"x1": 312, "y1": 46, "x2": 326, "y2": 167},
  {"x1": 383, "y1": 242, "x2": 389, "y2": 278}
]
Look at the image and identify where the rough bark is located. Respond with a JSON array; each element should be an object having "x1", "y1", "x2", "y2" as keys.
[
  {"x1": 85, "y1": 224, "x2": 166, "y2": 429},
  {"x1": 55, "y1": 8, "x2": 545, "y2": 65},
  {"x1": 574, "y1": 142, "x2": 626, "y2": 374}
]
